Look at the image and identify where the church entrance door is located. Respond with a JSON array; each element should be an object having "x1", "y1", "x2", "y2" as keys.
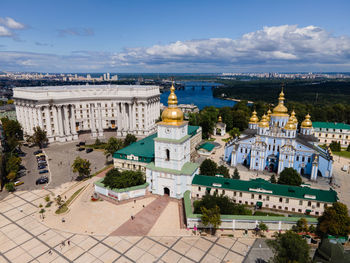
[{"x1": 164, "y1": 187, "x2": 170, "y2": 196}]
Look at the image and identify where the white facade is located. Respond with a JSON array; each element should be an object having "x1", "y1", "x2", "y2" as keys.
[{"x1": 13, "y1": 85, "x2": 160, "y2": 142}]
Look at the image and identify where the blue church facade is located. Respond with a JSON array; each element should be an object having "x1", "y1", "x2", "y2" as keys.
[{"x1": 224, "y1": 90, "x2": 333, "y2": 180}]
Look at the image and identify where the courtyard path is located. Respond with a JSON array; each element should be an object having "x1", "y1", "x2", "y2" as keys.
[{"x1": 111, "y1": 196, "x2": 170, "y2": 236}]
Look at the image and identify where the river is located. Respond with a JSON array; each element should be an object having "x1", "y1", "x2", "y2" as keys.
[{"x1": 160, "y1": 81, "x2": 237, "y2": 110}]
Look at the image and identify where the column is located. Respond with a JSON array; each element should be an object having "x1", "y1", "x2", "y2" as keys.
[
  {"x1": 97, "y1": 103, "x2": 103, "y2": 137},
  {"x1": 26, "y1": 106, "x2": 33, "y2": 134},
  {"x1": 70, "y1": 105, "x2": 78, "y2": 140},
  {"x1": 33, "y1": 107, "x2": 38, "y2": 128},
  {"x1": 52, "y1": 106, "x2": 59, "y2": 139},
  {"x1": 121, "y1": 103, "x2": 126, "y2": 132},
  {"x1": 44, "y1": 106, "x2": 52, "y2": 137},
  {"x1": 57, "y1": 105, "x2": 64, "y2": 138},
  {"x1": 63, "y1": 105, "x2": 71, "y2": 139},
  {"x1": 90, "y1": 103, "x2": 97, "y2": 137}
]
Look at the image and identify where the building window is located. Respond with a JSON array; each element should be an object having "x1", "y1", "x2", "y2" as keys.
[
  {"x1": 299, "y1": 200, "x2": 303, "y2": 205},
  {"x1": 250, "y1": 202, "x2": 254, "y2": 205},
  {"x1": 316, "y1": 211, "x2": 319, "y2": 215},
  {"x1": 239, "y1": 192, "x2": 242, "y2": 197},
  {"x1": 285, "y1": 207, "x2": 288, "y2": 211},
  {"x1": 196, "y1": 194, "x2": 199, "y2": 198},
  {"x1": 296, "y1": 156, "x2": 299, "y2": 161},
  {"x1": 266, "y1": 204, "x2": 269, "y2": 208},
  {"x1": 165, "y1": 149, "x2": 170, "y2": 161},
  {"x1": 292, "y1": 208, "x2": 295, "y2": 212},
  {"x1": 198, "y1": 187, "x2": 201, "y2": 191},
  {"x1": 279, "y1": 197, "x2": 283, "y2": 203},
  {"x1": 298, "y1": 209, "x2": 302, "y2": 212},
  {"x1": 266, "y1": 196, "x2": 269, "y2": 201},
  {"x1": 324, "y1": 204, "x2": 328, "y2": 208},
  {"x1": 251, "y1": 194, "x2": 254, "y2": 199},
  {"x1": 234, "y1": 192, "x2": 236, "y2": 196},
  {"x1": 308, "y1": 157, "x2": 311, "y2": 163},
  {"x1": 317, "y1": 202, "x2": 320, "y2": 208},
  {"x1": 258, "y1": 195, "x2": 262, "y2": 200},
  {"x1": 308, "y1": 201, "x2": 312, "y2": 206},
  {"x1": 245, "y1": 201, "x2": 248, "y2": 205},
  {"x1": 222, "y1": 190, "x2": 225, "y2": 195},
  {"x1": 302, "y1": 156, "x2": 305, "y2": 162},
  {"x1": 273, "y1": 205, "x2": 276, "y2": 209},
  {"x1": 240, "y1": 148, "x2": 243, "y2": 153},
  {"x1": 285, "y1": 198, "x2": 289, "y2": 203}
]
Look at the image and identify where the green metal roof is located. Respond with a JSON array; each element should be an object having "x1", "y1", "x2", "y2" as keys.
[
  {"x1": 94, "y1": 178, "x2": 149, "y2": 193},
  {"x1": 146, "y1": 162, "x2": 199, "y2": 175},
  {"x1": 192, "y1": 175, "x2": 338, "y2": 203},
  {"x1": 198, "y1": 142, "x2": 216, "y2": 152},
  {"x1": 313, "y1": 122, "x2": 350, "y2": 130},
  {"x1": 113, "y1": 126, "x2": 200, "y2": 162}
]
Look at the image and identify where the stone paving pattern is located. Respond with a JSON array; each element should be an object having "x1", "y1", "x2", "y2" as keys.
[{"x1": 0, "y1": 190, "x2": 255, "y2": 262}]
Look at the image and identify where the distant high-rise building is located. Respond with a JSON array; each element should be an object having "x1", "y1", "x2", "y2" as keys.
[
  {"x1": 111, "y1": 75, "x2": 118, "y2": 81},
  {"x1": 87, "y1": 74, "x2": 91, "y2": 80},
  {"x1": 107, "y1": 72, "x2": 110, "y2": 80}
]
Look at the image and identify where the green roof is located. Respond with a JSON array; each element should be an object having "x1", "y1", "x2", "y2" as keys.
[
  {"x1": 154, "y1": 134, "x2": 191, "y2": 144},
  {"x1": 113, "y1": 125, "x2": 200, "y2": 162},
  {"x1": 198, "y1": 142, "x2": 216, "y2": 152},
  {"x1": 192, "y1": 175, "x2": 338, "y2": 203},
  {"x1": 146, "y1": 162, "x2": 199, "y2": 175},
  {"x1": 313, "y1": 122, "x2": 350, "y2": 130},
  {"x1": 94, "y1": 178, "x2": 149, "y2": 193}
]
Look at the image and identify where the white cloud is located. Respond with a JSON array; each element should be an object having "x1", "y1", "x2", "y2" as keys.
[
  {"x1": 0, "y1": 17, "x2": 25, "y2": 29},
  {"x1": 57, "y1": 28, "x2": 94, "y2": 37},
  {"x1": 0, "y1": 25, "x2": 12, "y2": 37},
  {"x1": 1, "y1": 25, "x2": 350, "y2": 72}
]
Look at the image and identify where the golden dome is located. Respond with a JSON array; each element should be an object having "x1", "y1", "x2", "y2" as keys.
[
  {"x1": 289, "y1": 110, "x2": 298, "y2": 124},
  {"x1": 284, "y1": 118, "x2": 296, "y2": 130},
  {"x1": 249, "y1": 110, "x2": 259, "y2": 124},
  {"x1": 267, "y1": 109, "x2": 272, "y2": 121},
  {"x1": 301, "y1": 113, "x2": 312, "y2": 128},
  {"x1": 272, "y1": 88, "x2": 289, "y2": 117},
  {"x1": 258, "y1": 114, "x2": 269, "y2": 128},
  {"x1": 161, "y1": 82, "x2": 184, "y2": 125},
  {"x1": 218, "y1": 116, "x2": 222, "y2": 122}
]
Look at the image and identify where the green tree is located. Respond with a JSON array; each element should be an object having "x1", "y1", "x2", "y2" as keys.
[
  {"x1": 32, "y1": 126, "x2": 48, "y2": 148},
  {"x1": 55, "y1": 195, "x2": 64, "y2": 208},
  {"x1": 5, "y1": 155, "x2": 21, "y2": 174},
  {"x1": 258, "y1": 221, "x2": 268, "y2": 237},
  {"x1": 1, "y1": 118, "x2": 23, "y2": 140},
  {"x1": 5, "y1": 182, "x2": 15, "y2": 192},
  {"x1": 270, "y1": 174, "x2": 277, "y2": 183},
  {"x1": 71, "y1": 157, "x2": 91, "y2": 180},
  {"x1": 228, "y1": 128, "x2": 240, "y2": 139},
  {"x1": 200, "y1": 205, "x2": 221, "y2": 235},
  {"x1": 200, "y1": 159, "x2": 217, "y2": 177},
  {"x1": 267, "y1": 231, "x2": 311, "y2": 263},
  {"x1": 329, "y1": 141, "x2": 341, "y2": 152},
  {"x1": 347, "y1": 144, "x2": 350, "y2": 152},
  {"x1": 95, "y1": 138, "x2": 102, "y2": 146},
  {"x1": 104, "y1": 137, "x2": 124, "y2": 161},
  {"x1": 217, "y1": 165, "x2": 230, "y2": 178},
  {"x1": 102, "y1": 168, "x2": 145, "y2": 189},
  {"x1": 124, "y1": 134, "x2": 137, "y2": 147},
  {"x1": 317, "y1": 202, "x2": 350, "y2": 237},
  {"x1": 278, "y1": 168, "x2": 302, "y2": 186},
  {"x1": 232, "y1": 167, "x2": 240, "y2": 179},
  {"x1": 6, "y1": 171, "x2": 16, "y2": 181},
  {"x1": 292, "y1": 218, "x2": 309, "y2": 233}
]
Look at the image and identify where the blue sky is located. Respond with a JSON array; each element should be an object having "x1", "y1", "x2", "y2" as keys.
[{"x1": 1, "y1": 0, "x2": 350, "y2": 72}]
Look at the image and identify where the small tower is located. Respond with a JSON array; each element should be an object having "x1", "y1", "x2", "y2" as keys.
[
  {"x1": 300, "y1": 114, "x2": 313, "y2": 135},
  {"x1": 289, "y1": 110, "x2": 298, "y2": 128},
  {"x1": 248, "y1": 110, "x2": 259, "y2": 130},
  {"x1": 284, "y1": 118, "x2": 297, "y2": 138},
  {"x1": 266, "y1": 109, "x2": 272, "y2": 123},
  {"x1": 258, "y1": 114, "x2": 269, "y2": 135},
  {"x1": 270, "y1": 87, "x2": 290, "y2": 128},
  {"x1": 214, "y1": 116, "x2": 226, "y2": 136}
]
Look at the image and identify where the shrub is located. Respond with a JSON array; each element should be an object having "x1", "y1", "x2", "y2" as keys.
[
  {"x1": 44, "y1": 195, "x2": 50, "y2": 202},
  {"x1": 102, "y1": 168, "x2": 145, "y2": 189},
  {"x1": 5, "y1": 182, "x2": 15, "y2": 192}
]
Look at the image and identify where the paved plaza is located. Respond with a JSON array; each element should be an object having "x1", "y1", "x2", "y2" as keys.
[{"x1": 0, "y1": 189, "x2": 256, "y2": 263}]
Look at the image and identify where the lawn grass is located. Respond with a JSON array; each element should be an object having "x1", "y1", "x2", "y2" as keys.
[{"x1": 333, "y1": 151, "x2": 350, "y2": 159}]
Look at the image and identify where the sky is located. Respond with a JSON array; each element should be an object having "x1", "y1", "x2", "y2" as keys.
[{"x1": 1, "y1": 0, "x2": 350, "y2": 73}]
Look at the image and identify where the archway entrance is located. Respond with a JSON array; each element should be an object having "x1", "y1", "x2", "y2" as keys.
[
  {"x1": 164, "y1": 187, "x2": 170, "y2": 196},
  {"x1": 301, "y1": 168, "x2": 305, "y2": 176}
]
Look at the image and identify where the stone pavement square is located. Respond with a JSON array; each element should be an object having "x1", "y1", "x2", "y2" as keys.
[
  {"x1": 30, "y1": 224, "x2": 49, "y2": 236},
  {"x1": 64, "y1": 245, "x2": 85, "y2": 261},
  {"x1": 201, "y1": 254, "x2": 222, "y2": 263},
  {"x1": 20, "y1": 238, "x2": 42, "y2": 251},
  {"x1": 46, "y1": 234, "x2": 66, "y2": 247},
  {"x1": 181, "y1": 236, "x2": 199, "y2": 246},
  {"x1": 178, "y1": 257, "x2": 194, "y2": 263},
  {"x1": 36, "y1": 250, "x2": 59, "y2": 263},
  {"x1": 28, "y1": 243, "x2": 50, "y2": 258},
  {"x1": 232, "y1": 240, "x2": 250, "y2": 255},
  {"x1": 11, "y1": 230, "x2": 32, "y2": 245},
  {"x1": 124, "y1": 246, "x2": 145, "y2": 261},
  {"x1": 11, "y1": 252, "x2": 33, "y2": 263},
  {"x1": 1, "y1": 223, "x2": 18, "y2": 234},
  {"x1": 136, "y1": 237, "x2": 156, "y2": 251},
  {"x1": 194, "y1": 238, "x2": 212, "y2": 251},
  {"x1": 115, "y1": 256, "x2": 133, "y2": 263},
  {"x1": 148, "y1": 243, "x2": 168, "y2": 257},
  {"x1": 51, "y1": 256, "x2": 69, "y2": 263},
  {"x1": 103, "y1": 236, "x2": 122, "y2": 247},
  {"x1": 208, "y1": 244, "x2": 228, "y2": 261},
  {"x1": 158, "y1": 236, "x2": 178, "y2": 247},
  {"x1": 113, "y1": 239, "x2": 133, "y2": 253},
  {"x1": 161, "y1": 250, "x2": 182, "y2": 263},
  {"x1": 224, "y1": 251, "x2": 245, "y2": 262},
  {"x1": 0, "y1": 215, "x2": 10, "y2": 228},
  {"x1": 78, "y1": 236, "x2": 98, "y2": 250},
  {"x1": 20, "y1": 192, "x2": 40, "y2": 202},
  {"x1": 0, "y1": 256, "x2": 8, "y2": 263},
  {"x1": 0, "y1": 239, "x2": 17, "y2": 253},
  {"x1": 70, "y1": 234, "x2": 89, "y2": 245},
  {"x1": 4, "y1": 246, "x2": 26, "y2": 261},
  {"x1": 185, "y1": 246, "x2": 205, "y2": 262},
  {"x1": 89, "y1": 243, "x2": 110, "y2": 258},
  {"x1": 136, "y1": 252, "x2": 157, "y2": 262},
  {"x1": 99, "y1": 249, "x2": 120, "y2": 262},
  {"x1": 172, "y1": 239, "x2": 192, "y2": 254},
  {"x1": 74, "y1": 252, "x2": 97, "y2": 263},
  {"x1": 217, "y1": 237, "x2": 236, "y2": 248},
  {"x1": 0, "y1": 202, "x2": 14, "y2": 213}
]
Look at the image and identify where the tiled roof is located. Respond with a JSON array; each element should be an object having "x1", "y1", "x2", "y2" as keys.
[
  {"x1": 198, "y1": 142, "x2": 216, "y2": 152},
  {"x1": 192, "y1": 175, "x2": 338, "y2": 203},
  {"x1": 313, "y1": 122, "x2": 350, "y2": 130}
]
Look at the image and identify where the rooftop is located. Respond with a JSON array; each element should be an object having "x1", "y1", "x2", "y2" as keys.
[
  {"x1": 198, "y1": 142, "x2": 216, "y2": 152},
  {"x1": 313, "y1": 122, "x2": 350, "y2": 130},
  {"x1": 192, "y1": 175, "x2": 338, "y2": 203}
]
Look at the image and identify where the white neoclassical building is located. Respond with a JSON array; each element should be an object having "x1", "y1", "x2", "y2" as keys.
[{"x1": 13, "y1": 85, "x2": 160, "y2": 142}]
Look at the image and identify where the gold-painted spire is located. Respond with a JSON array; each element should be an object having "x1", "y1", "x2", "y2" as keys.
[
  {"x1": 284, "y1": 118, "x2": 296, "y2": 130},
  {"x1": 249, "y1": 110, "x2": 259, "y2": 124},
  {"x1": 290, "y1": 110, "x2": 298, "y2": 124},
  {"x1": 301, "y1": 113, "x2": 312, "y2": 128},
  {"x1": 218, "y1": 116, "x2": 222, "y2": 122},
  {"x1": 272, "y1": 85, "x2": 289, "y2": 116},
  {"x1": 160, "y1": 80, "x2": 184, "y2": 125},
  {"x1": 267, "y1": 109, "x2": 272, "y2": 121}
]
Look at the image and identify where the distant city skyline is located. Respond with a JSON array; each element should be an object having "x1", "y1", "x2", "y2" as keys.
[{"x1": 1, "y1": 0, "x2": 350, "y2": 72}]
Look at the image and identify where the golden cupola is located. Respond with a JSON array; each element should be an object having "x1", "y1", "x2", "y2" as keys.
[
  {"x1": 218, "y1": 116, "x2": 222, "y2": 122},
  {"x1": 249, "y1": 110, "x2": 259, "y2": 124},
  {"x1": 289, "y1": 110, "x2": 298, "y2": 124},
  {"x1": 258, "y1": 114, "x2": 269, "y2": 128},
  {"x1": 161, "y1": 82, "x2": 184, "y2": 125},
  {"x1": 301, "y1": 114, "x2": 312, "y2": 128},
  {"x1": 272, "y1": 88, "x2": 289, "y2": 117},
  {"x1": 267, "y1": 109, "x2": 272, "y2": 121},
  {"x1": 284, "y1": 118, "x2": 296, "y2": 130}
]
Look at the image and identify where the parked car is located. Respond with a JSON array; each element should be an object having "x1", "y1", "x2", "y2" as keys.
[
  {"x1": 34, "y1": 150, "x2": 43, "y2": 155},
  {"x1": 37, "y1": 160, "x2": 47, "y2": 164},
  {"x1": 39, "y1": 169, "x2": 48, "y2": 174},
  {"x1": 77, "y1": 147, "x2": 84, "y2": 151},
  {"x1": 36, "y1": 177, "x2": 48, "y2": 185},
  {"x1": 37, "y1": 157, "x2": 46, "y2": 162},
  {"x1": 38, "y1": 166, "x2": 47, "y2": 170},
  {"x1": 79, "y1": 142, "x2": 86, "y2": 146},
  {"x1": 36, "y1": 153, "x2": 45, "y2": 158},
  {"x1": 86, "y1": 148, "x2": 93, "y2": 153},
  {"x1": 14, "y1": 181, "x2": 24, "y2": 186}
]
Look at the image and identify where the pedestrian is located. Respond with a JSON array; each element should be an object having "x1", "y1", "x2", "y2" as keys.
[
  {"x1": 134, "y1": 199, "x2": 136, "y2": 204},
  {"x1": 62, "y1": 241, "x2": 65, "y2": 246},
  {"x1": 68, "y1": 240, "x2": 70, "y2": 246},
  {"x1": 48, "y1": 250, "x2": 52, "y2": 255}
]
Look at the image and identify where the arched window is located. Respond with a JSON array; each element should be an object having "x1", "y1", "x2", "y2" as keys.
[{"x1": 165, "y1": 149, "x2": 170, "y2": 161}]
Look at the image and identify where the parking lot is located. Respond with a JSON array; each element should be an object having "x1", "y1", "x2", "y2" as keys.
[{"x1": 1, "y1": 141, "x2": 106, "y2": 197}]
